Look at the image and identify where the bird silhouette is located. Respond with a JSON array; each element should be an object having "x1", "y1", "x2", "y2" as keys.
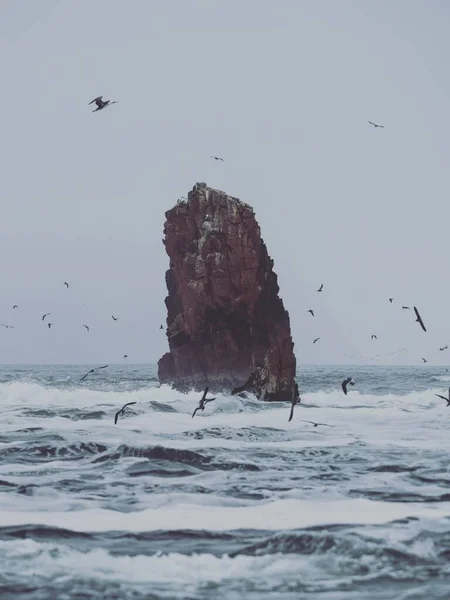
[
  {"x1": 421, "y1": 358, "x2": 427, "y2": 363},
  {"x1": 435, "y1": 388, "x2": 450, "y2": 407},
  {"x1": 368, "y1": 121, "x2": 384, "y2": 128},
  {"x1": 82, "y1": 325, "x2": 90, "y2": 332},
  {"x1": 64, "y1": 282, "x2": 69, "y2": 288},
  {"x1": 402, "y1": 306, "x2": 410, "y2": 310},
  {"x1": 313, "y1": 337, "x2": 320, "y2": 344},
  {"x1": 439, "y1": 345, "x2": 448, "y2": 352},
  {"x1": 1, "y1": 324, "x2": 14, "y2": 329},
  {"x1": 288, "y1": 384, "x2": 300, "y2": 422},
  {"x1": 89, "y1": 96, "x2": 118, "y2": 112},
  {"x1": 42, "y1": 313, "x2": 51, "y2": 321},
  {"x1": 317, "y1": 284, "x2": 323, "y2": 292},
  {"x1": 123, "y1": 354, "x2": 128, "y2": 359},
  {"x1": 80, "y1": 365, "x2": 108, "y2": 381},
  {"x1": 160, "y1": 324, "x2": 163, "y2": 330},
  {"x1": 371, "y1": 335, "x2": 377, "y2": 340},
  {"x1": 111, "y1": 315, "x2": 119, "y2": 321},
  {"x1": 299, "y1": 420, "x2": 333, "y2": 427},
  {"x1": 114, "y1": 402, "x2": 137, "y2": 424},
  {"x1": 12, "y1": 305, "x2": 18, "y2": 309},
  {"x1": 192, "y1": 387, "x2": 216, "y2": 418},
  {"x1": 307, "y1": 310, "x2": 315, "y2": 317},
  {"x1": 414, "y1": 306, "x2": 426, "y2": 332},
  {"x1": 47, "y1": 323, "x2": 53, "y2": 329},
  {"x1": 341, "y1": 377, "x2": 354, "y2": 395},
  {"x1": 389, "y1": 298, "x2": 393, "y2": 303},
  {"x1": 210, "y1": 156, "x2": 224, "y2": 161}
]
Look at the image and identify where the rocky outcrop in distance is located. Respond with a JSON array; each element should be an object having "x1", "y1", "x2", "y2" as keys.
[{"x1": 158, "y1": 183, "x2": 298, "y2": 401}]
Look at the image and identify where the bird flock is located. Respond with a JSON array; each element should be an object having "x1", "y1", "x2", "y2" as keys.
[{"x1": 6, "y1": 100, "x2": 448, "y2": 422}]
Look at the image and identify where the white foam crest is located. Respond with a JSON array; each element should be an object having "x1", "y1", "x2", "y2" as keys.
[
  {"x1": 0, "y1": 498, "x2": 449, "y2": 533},
  {"x1": 0, "y1": 539, "x2": 314, "y2": 586}
]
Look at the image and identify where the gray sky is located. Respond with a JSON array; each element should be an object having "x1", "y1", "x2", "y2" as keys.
[{"x1": 1, "y1": 0, "x2": 450, "y2": 365}]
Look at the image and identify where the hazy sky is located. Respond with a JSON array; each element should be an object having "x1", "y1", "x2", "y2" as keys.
[{"x1": 1, "y1": 0, "x2": 450, "y2": 365}]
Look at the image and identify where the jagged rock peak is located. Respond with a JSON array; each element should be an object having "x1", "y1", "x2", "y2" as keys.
[{"x1": 158, "y1": 183, "x2": 297, "y2": 401}]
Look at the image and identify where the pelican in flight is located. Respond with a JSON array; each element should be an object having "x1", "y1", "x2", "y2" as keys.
[{"x1": 89, "y1": 96, "x2": 118, "y2": 112}]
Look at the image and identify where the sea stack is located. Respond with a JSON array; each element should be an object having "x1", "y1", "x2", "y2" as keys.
[{"x1": 158, "y1": 183, "x2": 297, "y2": 401}]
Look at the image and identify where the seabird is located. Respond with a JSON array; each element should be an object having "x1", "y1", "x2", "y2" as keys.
[
  {"x1": 288, "y1": 384, "x2": 301, "y2": 422},
  {"x1": 435, "y1": 388, "x2": 450, "y2": 407},
  {"x1": 313, "y1": 337, "x2": 320, "y2": 344},
  {"x1": 192, "y1": 387, "x2": 216, "y2": 418},
  {"x1": 123, "y1": 354, "x2": 128, "y2": 359},
  {"x1": 414, "y1": 306, "x2": 426, "y2": 332},
  {"x1": 12, "y1": 305, "x2": 18, "y2": 309},
  {"x1": 341, "y1": 377, "x2": 355, "y2": 395},
  {"x1": 114, "y1": 401, "x2": 137, "y2": 424},
  {"x1": 210, "y1": 156, "x2": 224, "y2": 161},
  {"x1": 421, "y1": 357, "x2": 427, "y2": 363},
  {"x1": 439, "y1": 345, "x2": 448, "y2": 351},
  {"x1": 317, "y1": 284, "x2": 323, "y2": 292},
  {"x1": 389, "y1": 298, "x2": 393, "y2": 303},
  {"x1": 48, "y1": 323, "x2": 53, "y2": 329},
  {"x1": 82, "y1": 325, "x2": 90, "y2": 332},
  {"x1": 299, "y1": 420, "x2": 332, "y2": 427},
  {"x1": 80, "y1": 364, "x2": 108, "y2": 381},
  {"x1": 402, "y1": 306, "x2": 410, "y2": 310},
  {"x1": 160, "y1": 324, "x2": 163, "y2": 330},
  {"x1": 1, "y1": 324, "x2": 14, "y2": 329},
  {"x1": 111, "y1": 315, "x2": 119, "y2": 321},
  {"x1": 371, "y1": 335, "x2": 377, "y2": 340},
  {"x1": 368, "y1": 121, "x2": 384, "y2": 128},
  {"x1": 307, "y1": 310, "x2": 315, "y2": 317},
  {"x1": 89, "y1": 96, "x2": 118, "y2": 112},
  {"x1": 42, "y1": 313, "x2": 51, "y2": 321},
  {"x1": 64, "y1": 282, "x2": 69, "y2": 288}
]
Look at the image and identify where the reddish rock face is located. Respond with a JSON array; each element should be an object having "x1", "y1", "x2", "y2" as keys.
[{"x1": 158, "y1": 183, "x2": 297, "y2": 401}]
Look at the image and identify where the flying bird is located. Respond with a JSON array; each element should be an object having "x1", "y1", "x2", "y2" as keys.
[
  {"x1": 1, "y1": 324, "x2": 14, "y2": 329},
  {"x1": 317, "y1": 284, "x2": 323, "y2": 292},
  {"x1": 341, "y1": 377, "x2": 355, "y2": 395},
  {"x1": 42, "y1": 313, "x2": 51, "y2": 321},
  {"x1": 192, "y1": 387, "x2": 216, "y2": 418},
  {"x1": 368, "y1": 121, "x2": 384, "y2": 128},
  {"x1": 389, "y1": 298, "x2": 393, "y2": 303},
  {"x1": 48, "y1": 323, "x2": 53, "y2": 329},
  {"x1": 439, "y1": 345, "x2": 448, "y2": 351},
  {"x1": 299, "y1": 420, "x2": 333, "y2": 427},
  {"x1": 371, "y1": 335, "x2": 377, "y2": 340},
  {"x1": 160, "y1": 324, "x2": 163, "y2": 330},
  {"x1": 421, "y1": 358, "x2": 427, "y2": 363},
  {"x1": 435, "y1": 388, "x2": 450, "y2": 407},
  {"x1": 313, "y1": 337, "x2": 320, "y2": 344},
  {"x1": 123, "y1": 354, "x2": 128, "y2": 359},
  {"x1": 82, "y1": 325, "x2": 90, "y2": 332},
  {"x1": 307, "y1": 310, "x2": 315, "y2": 317},
  {"x1": 414, "y1": 306, "x2": 426, "y2": 332},
  {"x1": 114, "y1": 402, "x2": 137, "y2": 425},
  {"x1": 80, "y1": 364, "x2": 108, "y2": 381},
  {"x1": 288, "y1": 384, "x2": 301, "y2": 422},
  {"x1": 64, "y1": 282, "x2": 69, "y2": 288},
  {"x1": 89, "y1": 96, "x2": 118, "y2": 112},
  {"x1": 111, "y1": 315, "x2": 119, "y2": 321},
  {"x1": 210, "y1": 156, "x2": 224, "y2": 161},
  {"x1": 402, "y1": 306, "x2": 410, "y2": 310},
  {"x1": 12, "y1": 305, "x2": 18, "y2": 309}
]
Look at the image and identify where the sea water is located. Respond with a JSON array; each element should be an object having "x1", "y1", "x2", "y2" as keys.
[{"x1": 0, "y1": 364, "x2": 449, "y2": 599}]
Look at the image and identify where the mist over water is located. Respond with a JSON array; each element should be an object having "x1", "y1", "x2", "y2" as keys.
[{"x1": 0, "y1": 364, "x2": 449, "y2": 599}]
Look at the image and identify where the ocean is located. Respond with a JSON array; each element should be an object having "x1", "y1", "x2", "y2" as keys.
[{"x1": 0, "y1": 364, "x2": 449, "y2": 600}]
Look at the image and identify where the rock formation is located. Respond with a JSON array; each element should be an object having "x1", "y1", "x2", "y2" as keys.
[{"x1": 158, "y1": 183, "x2": 297, "y2": 401}]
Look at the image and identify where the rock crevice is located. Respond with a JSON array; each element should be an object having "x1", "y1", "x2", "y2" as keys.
[{"x1": 158, "y1": 183, "x2": 297, "y2": 401}]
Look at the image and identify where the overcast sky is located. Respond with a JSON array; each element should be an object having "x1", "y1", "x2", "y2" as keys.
[{"x1": 1, "y1": 0, "x2": 449, "y2": 365}]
